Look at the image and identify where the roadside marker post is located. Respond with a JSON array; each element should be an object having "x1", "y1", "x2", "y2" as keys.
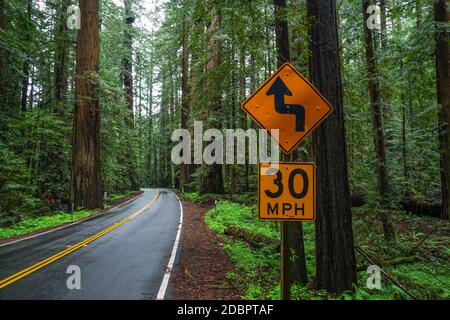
[{"x1": 241, "y1": 63, "x2": 333, "y2": 300}]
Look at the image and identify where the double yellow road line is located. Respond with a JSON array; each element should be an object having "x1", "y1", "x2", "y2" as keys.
[{"x1": 0, "y1": 191, "x2": 160, "y2": 289}]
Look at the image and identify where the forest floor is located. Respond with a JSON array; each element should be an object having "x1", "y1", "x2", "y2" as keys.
[
  {"x1": 171, "y1": 201, "x2": 243, "y2": 299},
  {"x1": 0, "y1": 190, "x2": 144, "y2": 244},
  {"x1": 176, "y1": 192, "x2": 450, "y2": 300}
]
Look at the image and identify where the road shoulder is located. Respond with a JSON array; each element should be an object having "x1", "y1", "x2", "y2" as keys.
[{"x1": 170, "y1": 200, "x2": 242, "y2": 300}]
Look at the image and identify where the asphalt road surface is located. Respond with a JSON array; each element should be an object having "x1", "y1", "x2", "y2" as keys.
[{"x1": 0, "y1": 189, "x2": 182, "y2": 300}]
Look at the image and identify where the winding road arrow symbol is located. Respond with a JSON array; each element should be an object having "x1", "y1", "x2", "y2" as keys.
[{"x1": 266, "y1": 76, "x2": 305, "y2": 132}]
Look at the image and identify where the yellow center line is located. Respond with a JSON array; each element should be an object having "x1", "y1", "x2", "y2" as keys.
[{"x1": 0, "y1": 191, "x2": 161, "y2": 289}]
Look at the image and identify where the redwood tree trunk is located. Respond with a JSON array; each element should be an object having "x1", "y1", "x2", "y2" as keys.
[
  {"x1": 200, "y1": 3, "x2": 224, "y2": 195},
  {"x1": 274, "y1": 0, "x2": 290, "y2": 66},
  {"x1": 180, "y1": 0, "x2": 190, "y2": 192},
  {"x1": 71, "y1": 0, "x2": 103, "y2": 210},
  {"x1": 20, "y1": 0, "x2": 32, "y2": 113},
  {"x1": 123, "y1": 0, "x2": 134, "y2": 118},
  {"x1": 379, "y1": 0, "x2": 392, "y2": 138},
  {"x1": 122, "y1": 0, "x2": 140, "y2": 191},
  {"x1": 363, "y1": 0, "x2": 389, "y2": 198},
  {"x1": 0, "y1": 0, "x2": 6, "y2": 101},
  {"x1": 54, "y1": 0, "x2": 70, "y2": 108},
  {"x1": 273, "y1": 0, "x2": 308, "y2": 291},
  {"x1": 307, "y1": 0, "x2": 356, "y2": 293},
  {"x1": 239, "y1": 48, "x2": 248, "y2": 192},
  {"x1": 434, "y1": 0, "x2": 450, "y2": 219}
]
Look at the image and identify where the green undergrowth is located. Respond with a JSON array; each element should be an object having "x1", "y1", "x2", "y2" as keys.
[
  {"x1": 202, "y1": 198, "x2": 450, "y2": 300},
  {"x1": 0, "y1": 192, "x2": 135, "y2": 240},
  {"x1": 0, "y1": 209, "x2": 97, "y2": 240},
  {"x1": 106, "y1": 191, "x2": 135, "y2": 201},
  {"x1": 182, "y1": 192, "x2": 256, "y2": 206}
]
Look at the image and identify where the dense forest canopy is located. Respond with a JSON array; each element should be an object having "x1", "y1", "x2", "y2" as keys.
[
  {"x1": 1, "y1": 0, "x2": 447, "y2": 213},
  {"x1": 0, "y1": 0, "x2": 449, "y2": 299}
]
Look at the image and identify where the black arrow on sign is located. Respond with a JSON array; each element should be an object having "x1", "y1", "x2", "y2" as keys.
[{"x1": 266, "y1": 77, "x2": 305, "y2": 132}]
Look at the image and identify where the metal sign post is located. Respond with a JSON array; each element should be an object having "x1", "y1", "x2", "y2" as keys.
[{"x1": 241, "y1": 63, "x2": 333, "y2": 300}]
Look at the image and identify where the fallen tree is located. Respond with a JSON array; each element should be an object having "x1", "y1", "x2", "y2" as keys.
[
  {"x1": 223, "y1": 225, "x2": 279, "y2": 250},
  {"x1": 356, "y1": 255, "x2": 423, "y2": 272},
  {"x1": 400, "y1": 197, "x2": 442, "y2": 217},
  {"x1": 350, "y1": 194, "x2": 443, "y2": 218}
]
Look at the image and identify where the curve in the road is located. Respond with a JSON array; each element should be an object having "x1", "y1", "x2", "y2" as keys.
[{"x1": 0, "y1": 191, "x2": 161, "y2": 289}]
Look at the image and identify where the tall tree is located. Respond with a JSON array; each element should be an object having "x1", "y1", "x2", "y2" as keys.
[
  {"x1": 200, "y1": 1, "x2": 224, "y2": 194},
  {"x1": 21, "y1": 0, "x2": 32, "y2": 113},
  {"x1": 274, "y1": 0, "x2": 290, "y2": 65},
  {"x1": 273, "y1": 0, "x2": 308, "y2": 298},
  {"x1": 123, "y1": 0, "x2": 134, "y2": 117},
  {"x1": 415, "y1": 0, "x2": 422, "y2": 27},
  {"x1": 307, "y1": 0, "x2": 356, "y2": 293},
  {"x1": 379, "y1": 0, "x2": 391, "y2": 126},
  {"x1": 379, "y1": 0, "x2": 388, "y2": 49},
  {"x1": 180, "y1": 0, "x2": 190, "y2": 192},
  {"x1": 54, "y1": 0, "x2": 70, "y2": 108},
  {"x1": 0, "y1": 0, "x2": 6, "y2": 105},
  {"x1": 122, "y1": 0, "x2": 140, "y2": 191},
  {"x1": 434, "y1": 0, "x2": 450, "y2": 219},
  {"x1": 71, "y1": 0, "x2": 103, "y2": 209},
  {"x1": 363, "y1": 0, "x2": 389, "y2": 198}
]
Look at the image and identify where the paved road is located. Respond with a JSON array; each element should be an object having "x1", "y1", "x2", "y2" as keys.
[{"x1": 0, "y1": 189, "x2": 182, "y2": 300}]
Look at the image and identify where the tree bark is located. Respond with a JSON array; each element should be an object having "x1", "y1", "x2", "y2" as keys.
[
  {"x1": 274, "y1": 0, "x2": 290, "y2": 66},
  {"x1": 363, "y1": 0, "x2": 389, "y2": 198},
  {"x1": 180, "y1": 0, "x2": 190, "y2": 192},
  {"x1": 20, "y1": 0, "x2": 32, "y2": 113},
  {"x1": 200, "y1": 2, "x2": 224, "y2": 195},
  {"x1": 71, "y1": 0, "x2": 103, "y2": 210},
  {"x1": 239, "y1": 47, "x2": 249, "y2": 192},
  {"x1": 145, "y1": 49, "x2": 154, "y2": 187},
  {"x1": 379, "y1": 0, "x2": 392, "y2": 130},
  {"x1": 307, "y1": 0, "x2": 357, "y2": 293},
  {"x1": 415, "y1": 0, "x2": 422, "y2": 27},
  {"x1": 122, "y1": 0, "x2": 140, "y2": 191},
  {"x1": 273, "y1": 0, "x2": 308, "y2": 291},
  {"x1": 0, "y1": 0, "x2": 6, "y2": 103},
  {"x1": 434, "y1": 0, "x2": 450, "y2": 219},
  {"x1": 123, "y1": 0, "x2": 134, "y2": 119},
  {"x1": 54, "y1": 0, "x2": 70, "y2": 109},
  {"x1": 379, "y1": 0, "x2": 387, "y2": 49}
]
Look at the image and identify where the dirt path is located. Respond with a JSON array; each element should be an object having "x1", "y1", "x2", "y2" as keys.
[{"x1": 170, "y1": 201, "x2": 242, "y2": 300}]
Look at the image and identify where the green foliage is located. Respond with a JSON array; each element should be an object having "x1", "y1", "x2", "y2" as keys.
[
  {"x1": 106, "y1": 192, "x2": 134, "y2": 201},
  {"x1": 340, "y1": 0, "x2": 441, "y2": 200},
  {"x1": 12, "y1": 108, "x2": 71, "y2": 200},
  {"x1": 0, "y1": 0, "x2": 448, "y2": 301},
  {"x1": 205, "y1": 200, "x2": 315, "y2": 299},
  {"x1": 229, "y1": 193, "x2": 257, "y2": 206},
  {"x1": 181, "y1": 192, "x2": 226, "y2": 205},
  {"x1": 0, "y1": 209, "x2": 97, "y2": 240},
  {"x1": 206, "y1": 201, "x2": 279, "y2": 239},
  {"x1": 0, "y1": 144, "x2": 46, "y2": 226},
  {"x1": 204, "y1": 198, "x2": 450, "y2": 300}
]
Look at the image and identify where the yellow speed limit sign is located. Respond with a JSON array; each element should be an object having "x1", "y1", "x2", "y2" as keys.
[{"x1": 258, "y1": 163, "x2": 316, "y2": 221}]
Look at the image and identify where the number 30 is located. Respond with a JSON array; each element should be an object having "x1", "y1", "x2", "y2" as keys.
[{"x1": 264, "y1": 168, "x2": 308, "y2": 199}]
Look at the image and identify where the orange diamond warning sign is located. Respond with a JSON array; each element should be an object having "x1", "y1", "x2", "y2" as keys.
[
  {"x1": 241, "y1": 63, "x2": 333, "y2": 154},
  {"x1": 259, "y1": 162, "x2": 316, "y2": 221}
]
